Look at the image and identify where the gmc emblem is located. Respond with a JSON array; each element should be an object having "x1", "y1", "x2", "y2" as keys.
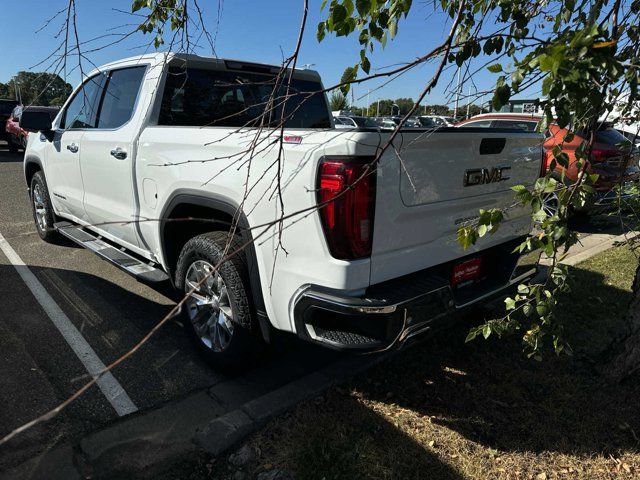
[{"x1": 463, "y1": 166, "x2": 511, "y2": 186}]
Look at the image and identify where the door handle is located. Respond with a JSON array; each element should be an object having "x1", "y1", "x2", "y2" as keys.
[
  {"x1": 66, "y1": 143, "x2": 79, "y2": 153},
  {"x1": 110, "y1": 147, "x2": 127, "y2": 160}
]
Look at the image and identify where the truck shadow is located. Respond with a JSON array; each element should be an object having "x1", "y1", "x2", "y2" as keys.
[
  {"x1": 0, "y1": 143, "x2": 24, "y2": 163},
  {"x1": 347, "y1": 260, "x2": 640, "y2": 459}
]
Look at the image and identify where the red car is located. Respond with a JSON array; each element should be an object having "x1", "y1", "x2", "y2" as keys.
[
  {"x1": 5, "y1": 105, "x2": 28, "y2": 152},
  {"x1": 457, "y1": 113, "x2": 640, "y2": 212}
]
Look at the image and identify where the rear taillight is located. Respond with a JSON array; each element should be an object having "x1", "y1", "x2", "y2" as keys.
[
  {"x1": 317, "y1": 157, "x2": 376, "y2": 260},
  {"x1": 591, "y1": 148, "x2": 622, "y2": 164}
]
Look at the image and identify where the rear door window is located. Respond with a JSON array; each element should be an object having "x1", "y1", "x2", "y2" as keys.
[
  {"x1": 159, "y1": 67, "x2": 331, "y2": 128},
  {"x1": 97, "y1": 66, "x2": 146, "y2": 129}
]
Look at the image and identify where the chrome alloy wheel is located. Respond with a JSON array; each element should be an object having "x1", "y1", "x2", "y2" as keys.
[
  {"x1": 32, "y1": 184, "x2": 48, "y2": 232},
  {"x1": 542, "y1": 191, "x2": 560, "y2": 217},
  {"x1": 185, "y1": 260, "x2": 235, "y2": 352}
]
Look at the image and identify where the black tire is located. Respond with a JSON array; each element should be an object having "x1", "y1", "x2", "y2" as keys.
[
  {"x1": 175, "y1": 231, "x2": 262, "y2": 370},
  {"x1": 30, "y1": 171, "x2": 60, "y2": 243}
]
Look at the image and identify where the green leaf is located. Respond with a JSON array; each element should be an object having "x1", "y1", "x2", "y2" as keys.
[
  {"x1": 317, "y1": 22, "x2": 327, "y2": 42},
  {"x1": 361, "y1": 55, "x2": 371, "y2": 74},
  {"x1": 389, "y1": 20, "x2": 398, "y2": 38},
  {"x1": 355, "y1": 0, "x2": 371, "y2": 15},
  {"x1": 482, "y1": 324, "x2": 492, "y2": 339},
  {"x1": 465, "y1": 327, "x2": 479, "y2": 343},
  {"x1": 492, "y1": 85, "x2": 511, "y2": 110},
  {"x1": 331, "y1": 3, "x2": 348, "y2": 24},
  {"x1": 505, "y1": 297, "x2": 516, "y2": 310},
  {"x1": 339, "y1": 65, "x2": 358, "y2": 94},
  {"x1": 487, "y1": 63, "x2": 503, "y2": 73}
]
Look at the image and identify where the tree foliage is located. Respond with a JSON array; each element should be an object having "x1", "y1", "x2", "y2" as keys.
[
  {"x1": 329, "y1": 91, "x2": 350, "y2": 111},
  {"x1": 319, "y1": 0, "x2": 640, "y2": 360},
  {"x1": 0, "y1": 72, "x2": 72, "y2": 106}
]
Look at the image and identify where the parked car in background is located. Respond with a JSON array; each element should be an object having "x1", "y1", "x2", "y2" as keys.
[
  {"x1": 331, "y1": 110, "x2": 355, "y2": 118},
  {"x1": 0, "y1": 99, "x2": 19, "y2": 146},
  {"x1": 333, "y1": 116, "x2": 355, "y2": 129},
  {"x1": 404, "y1": 118, "x2": 422, "y2": 128},
  {"x1": 458, "y1": 113, "x2": 640, "y2": 213},
  {"x1": 378, "y1": 119, "x2": 397, "y2": 131},
  {"x1": 21, "y1": 53, "x2": 542, "y2": 368},
  {"x1": 7, "y1": 106, "x2": 59, "y2": 153},
  {"x1": 422, "y1": 115, "x2": 456, "y2": 127},
  {"x1": 417, "y1": 116, "x2": 438, "y2": 128},
  {"x1": 616, "y1": 124, "x2": 640, "y2": 148},
  {"x1": 456, "y1": 112, "x2": 540, "y2": 131},
  {"x1": 334, "y1": 115, "x2": 381, "y2": 129},
  {"x1": 5, "y1": 105, "x2": 27, "y2": 152}
]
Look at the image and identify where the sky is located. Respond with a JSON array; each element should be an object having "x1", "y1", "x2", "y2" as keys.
[{"x1": 0, "y1": 0, "x2": 542, "y2": 108}]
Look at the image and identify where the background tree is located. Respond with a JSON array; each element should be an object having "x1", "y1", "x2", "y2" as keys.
[
  {"x1": 465, "y1": 103, "x2": 487, "y2": 118},
  {"x1": 393, "y1": 97, "x2": 415, "y2": 115},
  {"x1": 0, "y1": 82, "x2": 14, "y2": 99},
  {"x1": 329, "y1": 90, "x2": 350, "y2": 111},
  {"x1": 424, "y1": 104, "x2": 454, "y2": 116},
  {"x1": 1, "y1": 72, "x2": 72, "y2": 106}
]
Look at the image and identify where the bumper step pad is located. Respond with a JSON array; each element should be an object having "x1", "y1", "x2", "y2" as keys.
[
  {"x1": 55, "y1": 222, "x2": 169, "y2": 283},
  {"x1": 313, "y1": 327, "x2": 383, "y2": 349}
]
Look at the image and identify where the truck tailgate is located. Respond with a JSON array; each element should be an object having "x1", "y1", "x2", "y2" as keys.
[{"x1": 370, "y1": 129, "x2": 543, "y2": 284}]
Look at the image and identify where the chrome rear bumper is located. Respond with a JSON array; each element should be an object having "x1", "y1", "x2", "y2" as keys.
[{"x1": 293, "y1": 237, "x2": 539, "y2": 351}]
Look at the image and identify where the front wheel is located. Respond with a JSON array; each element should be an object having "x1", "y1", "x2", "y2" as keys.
[
  {"x1": 30, "y1": 171, "x2": 60, "y2": 243},
  {"x1": 175, "y1": 232, "x2": 261, "y2": 370}
]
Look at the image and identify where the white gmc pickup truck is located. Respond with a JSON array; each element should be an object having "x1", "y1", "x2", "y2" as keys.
[{"x1": 21, "y1": 53, "x2": 542, "y2": 367}]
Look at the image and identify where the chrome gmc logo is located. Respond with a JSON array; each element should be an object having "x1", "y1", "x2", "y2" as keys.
[{"x1": 463, "y1": 166, "x2": 511, "y2": 186}]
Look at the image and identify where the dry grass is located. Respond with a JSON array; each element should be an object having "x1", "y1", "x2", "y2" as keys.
[{"x1": 162, "y1": 245, "x2": 640, "y2": 479}]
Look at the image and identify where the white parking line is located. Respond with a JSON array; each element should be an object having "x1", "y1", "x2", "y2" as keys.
[{"x1": 0, "y1": 232, "x2": 138, "y2": 416}]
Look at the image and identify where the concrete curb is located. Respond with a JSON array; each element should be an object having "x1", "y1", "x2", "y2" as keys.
[
  {"x1": 540, "y1": 230, "x2": 639, "y2": 267},
  {"x1": 561, "y1": 231, "x2": 639, "y2": 266},
  {"x1": 1, "y1": 353, "x2": 385, "y2": 479}
]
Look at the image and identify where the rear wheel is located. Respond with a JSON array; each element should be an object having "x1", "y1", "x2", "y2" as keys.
[
  {"x1": 175, "y1": 232, "x2": 261, "y2": 369},
  {"x1": 30, "y1": 171, "x2": 60, "y2": 243}
]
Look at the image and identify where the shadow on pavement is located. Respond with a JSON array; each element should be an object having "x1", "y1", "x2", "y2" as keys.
[
  {"x1": 0, "y1": 259, "x2": 342, "y2": 473},
  {"x1": 0, "y1": 143, "x2": 24, "y2": 163},
  {"x1": 349, "y1": 260, "x2": 640, "y2": 459}
]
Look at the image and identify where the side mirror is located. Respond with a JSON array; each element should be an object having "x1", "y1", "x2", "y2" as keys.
[
  {"x1": 20, "y1": 108, "x2": 53, "y2": 132},
  {"x1": 20, "y1": 107, "x2": 55, "y2": 141}
]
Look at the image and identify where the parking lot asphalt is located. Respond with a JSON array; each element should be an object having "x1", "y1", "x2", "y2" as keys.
[{"x1": 0, "y1": 142, "x2": 341, "y2": 472}]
